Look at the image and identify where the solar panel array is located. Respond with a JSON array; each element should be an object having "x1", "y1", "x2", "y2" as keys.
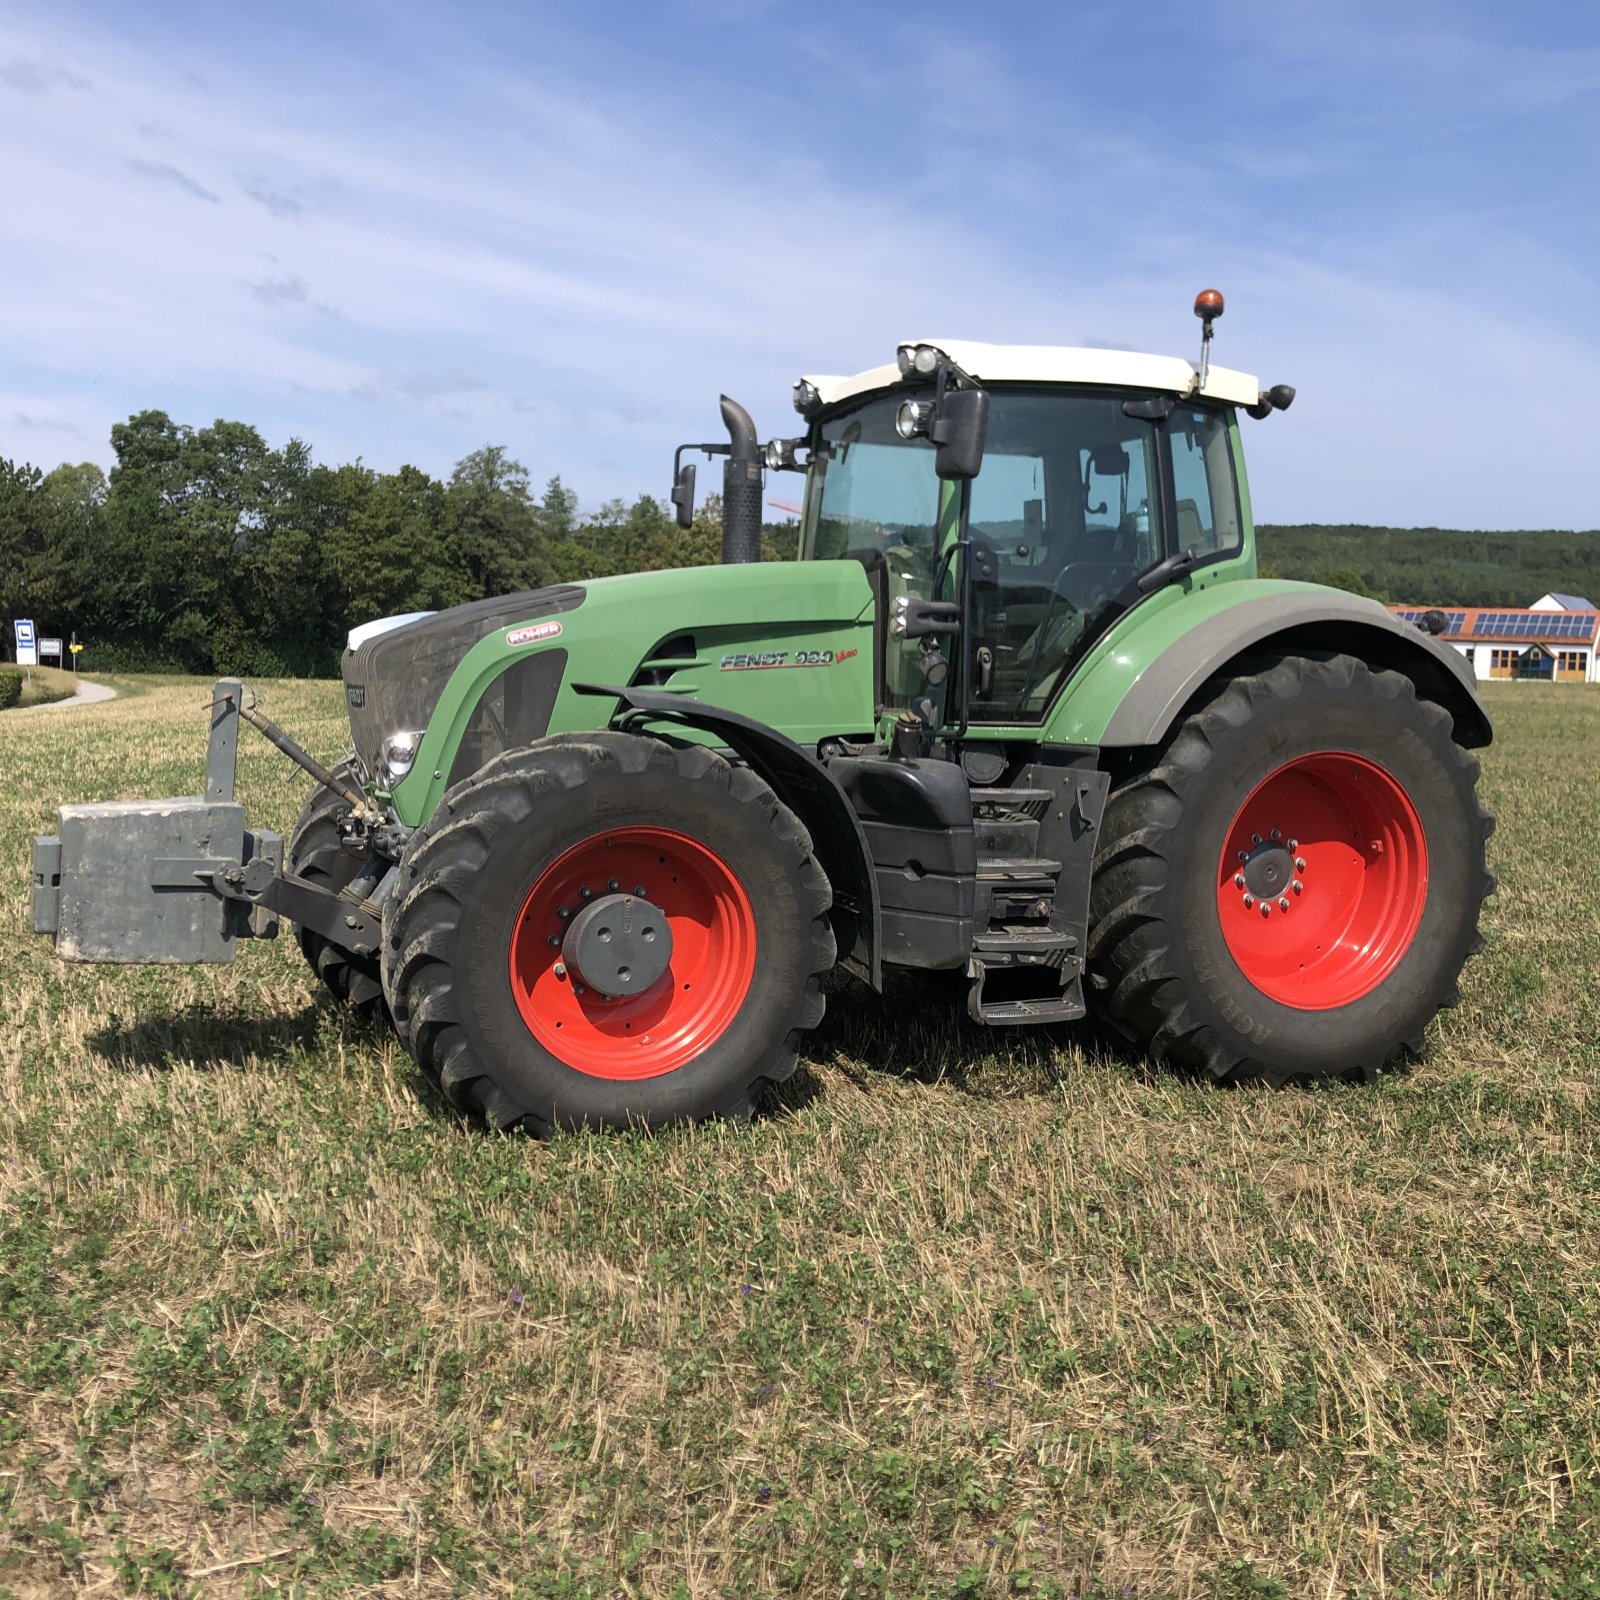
[
  {"x1": 1395, "y1": 608, "x2": 1468, "y2": 635},
  {"x1": 1470, "y1": 611, "x2": 1599, "y2": 640}
]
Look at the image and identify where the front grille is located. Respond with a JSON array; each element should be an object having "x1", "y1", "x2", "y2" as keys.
[{"x1": 342, "y1": 586, "x2": 585, "y2": 772}]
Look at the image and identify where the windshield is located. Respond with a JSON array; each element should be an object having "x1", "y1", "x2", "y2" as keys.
[{"x1": 803, "y1": 397, "x2": 942, "y2": 587}]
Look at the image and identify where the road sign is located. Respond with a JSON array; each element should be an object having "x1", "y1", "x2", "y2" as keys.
[
  {"x1": 39, "y1": 638, "x2": 63, "y2": 664},
  {"x1": 13, "y1": 619, "x2": 37, "y2": 667},
  {"x1": 70, "y1": 642, "x2": 84, "y2": 655}
]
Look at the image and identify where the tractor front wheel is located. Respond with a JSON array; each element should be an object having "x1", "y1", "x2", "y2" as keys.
[
  {"x1": 382, "y1": 733, "x2": 834, "y2": 1133},
  {"x1": 1086, "y1": 653, "x2": 1494, "y2": 1084},
  {"x1": 286, "y1": 763, "x2": 386, "y2": 1017}
]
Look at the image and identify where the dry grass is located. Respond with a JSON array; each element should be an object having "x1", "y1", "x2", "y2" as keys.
[
  {"x1": 2, "y1": 664, "x2": 81, "y2": 709},
  {"x1": 1, "y1": 678, "x2": 1596, "y2": 1599}
]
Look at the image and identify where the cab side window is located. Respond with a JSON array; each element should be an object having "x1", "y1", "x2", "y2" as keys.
[{"x1": 1168, "y1": 407, "x2": 1242, "y2": 559}]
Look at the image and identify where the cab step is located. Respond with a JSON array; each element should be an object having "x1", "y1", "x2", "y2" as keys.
[
  {"x1": 976, "y1": 857, "x2": 1062, "y2": 882},
  {"x1": 972, "y1": 924, "x2": 1079, "y2": 965},
  {"x1": 970, "y1": 786, "x2": 1054, "y2": 816}
]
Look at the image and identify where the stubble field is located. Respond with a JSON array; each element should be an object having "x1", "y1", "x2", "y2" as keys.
[{"x1": 1, "y1": 678, "x2": 1596, "y2": 1599}]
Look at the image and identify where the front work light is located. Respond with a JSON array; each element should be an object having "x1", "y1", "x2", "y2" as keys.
[
  {"x1": 792, "y1": 380, "x2": 820, "y2": 417},
  {"x1": 896, "y1": 343, "x2": 943, "y2": 378},
  {"x1": 896, "y1": 399, "x2": 934, "y2": 439}
]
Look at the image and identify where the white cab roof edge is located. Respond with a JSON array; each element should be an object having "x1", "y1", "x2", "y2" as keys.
[{"x1": 802, "y1": 341, "x2": 1261, "y2": 410}]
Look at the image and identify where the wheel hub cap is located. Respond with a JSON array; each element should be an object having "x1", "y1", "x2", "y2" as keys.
[
  {"x1": 562, "y1": 893, "x2": 673, "y2": 997},
  {"x1": 1239, "y1": 839, "x2": 1294, "y2": 901}
]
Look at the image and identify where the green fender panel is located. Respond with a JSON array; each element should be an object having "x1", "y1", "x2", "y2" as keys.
[{"x1": 1043, "y1": 580, "x2": 1491, "y2": 751}]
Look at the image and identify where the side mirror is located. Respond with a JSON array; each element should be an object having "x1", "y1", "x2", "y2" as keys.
[
  {"x1": 932, "y1": 388, "x2": 989, "y2": 481},
  {"x1": 670, "y1": 462, "x2": 696, "y2": 530}
]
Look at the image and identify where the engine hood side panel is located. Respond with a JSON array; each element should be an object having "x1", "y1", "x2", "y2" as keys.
[{"x1": 385, "y1": 562, "x2": 879, "y2": 826}]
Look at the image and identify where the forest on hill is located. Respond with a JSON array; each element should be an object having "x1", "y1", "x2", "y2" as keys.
[
  {"x1": 1257, "y1": 524, "x2": 1600, "y2": 608},
  {"x1": 4, "y1": 409, "x2": 1595, "y2": 675}
]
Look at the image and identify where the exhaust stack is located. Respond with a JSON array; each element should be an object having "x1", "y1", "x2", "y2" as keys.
[{"x1": 719, "y1": 395, "x2": 762, "y2": 565}]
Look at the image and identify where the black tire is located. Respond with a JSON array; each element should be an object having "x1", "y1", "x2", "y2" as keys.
[
  {"x1": 1086, "y1": 653, "x2": 1495, "y2": 1084},
  {"x1": 286, "y1": 765, "x2": 386, "y2": 1017},
  {"x1": 382, "y1": 732, "x2": 835, "y2": 1133}
]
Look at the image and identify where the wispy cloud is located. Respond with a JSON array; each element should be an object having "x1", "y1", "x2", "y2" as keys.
[
  {"x1": 0, "y1": 54, "x2": 88, "y2": 92},
  {"x1": 250, "y1": 273, "x2": 310, "y2": 307},
  {"x1": 242, "y1": 178, "x2": 309, "y2": 219},
  {"x1": 127, "y1": 158, "x2": 219, "y2": 203}
]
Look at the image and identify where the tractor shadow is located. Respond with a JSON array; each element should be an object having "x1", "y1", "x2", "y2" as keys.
[
  {"x1": 767, "y1": 969, "x2": 1154, "y2": 1116},
  {"x1": 89, "y1": 1000, "x2": 344, "y2": 1074}
]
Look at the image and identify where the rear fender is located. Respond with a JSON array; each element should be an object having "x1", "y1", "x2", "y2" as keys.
[
  {"x1": 1095, "y1": 588, "x2": 1492, "y2": 751},
  {"x1": 574, "y1": 684, "x2": 881, "y2": 988}
]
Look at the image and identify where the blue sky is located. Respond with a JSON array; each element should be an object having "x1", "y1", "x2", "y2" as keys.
[{"x1": 3, "y1": 0, "x2": 1597, "y2": 528}]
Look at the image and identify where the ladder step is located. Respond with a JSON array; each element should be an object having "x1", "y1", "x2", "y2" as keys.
[
  {"x1": 977, "y1": 857, "x2": 1061, "y2": 881},
  {"x1": 970, "y1": 786, "x2": 1053, "y2": 817},
  {"x1": 973, "y1": 995, "x2": 1082, "y2": 1024},
  {"x1": 974, "y1": 925, "x2": 1078, "y2": 952}
]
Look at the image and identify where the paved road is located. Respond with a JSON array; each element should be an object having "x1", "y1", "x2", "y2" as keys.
[{"x1": 12, "y1": 677, "x2": 118, "y2": 713}]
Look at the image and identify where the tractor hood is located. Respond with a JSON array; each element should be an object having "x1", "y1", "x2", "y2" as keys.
[{"x1": 348, "y1": 561, "x2": 879, "y2": 820}]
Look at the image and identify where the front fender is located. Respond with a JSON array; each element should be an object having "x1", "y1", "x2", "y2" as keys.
[{"x1": 1047, "y1": 581, "x2": 1491, "y2": 751}]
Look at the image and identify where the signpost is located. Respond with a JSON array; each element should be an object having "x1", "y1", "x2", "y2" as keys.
[
  {"x1": 39, "y1": 638, "x2": 63, "y2": 666},
  {"x1": 13, "y1": 619, "x2": 37, "y2": 667}
]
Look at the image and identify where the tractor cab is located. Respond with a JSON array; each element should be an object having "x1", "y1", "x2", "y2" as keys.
[{"x1": 790, "y1": 333, "x2": 1272, "y2": 734}]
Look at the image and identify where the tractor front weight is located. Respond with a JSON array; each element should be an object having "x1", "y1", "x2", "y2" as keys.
[{"x1": 31, "y1": 680, "x2": 384, "y2": 967}]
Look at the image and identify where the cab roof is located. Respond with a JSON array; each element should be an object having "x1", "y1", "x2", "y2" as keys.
[{"x1": 802, "y1": 340, "x2": 1261, "y2": 411}]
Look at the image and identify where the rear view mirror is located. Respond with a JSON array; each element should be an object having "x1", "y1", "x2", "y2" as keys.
[
  {"x1": 933, "y1": 388, "x2": 989, "y2": 481},
  {"x1": 670, "y1": 462, "x2": 696, "y2": 529}
]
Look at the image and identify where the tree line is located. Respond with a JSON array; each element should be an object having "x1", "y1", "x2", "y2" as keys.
[
  {"x1": 1256, "y1": 524, "x2": 1600, "y2": 608},
  {"x1": 0, "y1": 411, "x2": 794, "y2": 675},
  {"x1": 5, "y1": 411, "x2": 1596, "y2": 675}
]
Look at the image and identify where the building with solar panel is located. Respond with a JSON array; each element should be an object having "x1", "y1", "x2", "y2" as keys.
[{"x1": 1390, "y1": 595, "x2": 1599, "y2": 683}]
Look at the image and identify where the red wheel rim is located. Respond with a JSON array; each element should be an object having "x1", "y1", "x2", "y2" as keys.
[
  {"x1": 509, "y1": 827, "x2": 756, "y2": 1080},
  {"x1": 1216, "y1": 752, "x2": 1428, "y2": 1010}
]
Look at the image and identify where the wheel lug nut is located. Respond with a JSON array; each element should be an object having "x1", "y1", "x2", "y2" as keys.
[
  {"x1": 574, "y1": 984, "x2": 586, "y2": 997},
  {"x1": 1278, "y1": 898, "x2": 1290, "y2": 912},
  {"x1": 1260, "y1": 902, "x2": 1271, "y2": 916},
  {"x1": 1287, "y1": 839, "x2": 1298, "y2": 851},
  {"x1": 1295, "y1": 857, "x2": 1306, "y2": 873},
  {"x1": 1292, "y1": 880, "x2": 1303, "y2": 894},
  {"x1": 1234, "y1": 873, "x2": 1246, "y2": 889},
  {"x1": 635, "y1": 885, "x2": 647, "y2": 897},
  {"x1": 556, "y1": 905, "x2": 571, "y2": 920},
  {"x1": 1251, "y1": 833, "x2": 1262, "y2": 845},
  {"x1": 1243, "y1": 894, "x2": 1254, "y2": 908},
  {"x1": 579, "y1": 885, "x2": 592, "y2": 900},
  {"x1": 608, "y1": 878, "x2": 620, "y2": 892},
  {"x1": 1238, "y1": 851, "x2": 1248, "y2": 863},
  {"x1": 1270, "y1": 829, "x2": 1282, "y2": 840},
  {"x1": 553, "y1": 962, "x2": 566, "y2": 978},
  {"x1": 547, "y1": 934, "x2": 561, "y2": 947}
]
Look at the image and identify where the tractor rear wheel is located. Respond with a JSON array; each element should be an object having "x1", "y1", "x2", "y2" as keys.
[
  {"x1": 286, "y1": 764, "x2": 386, "y2": 1017},
  {"x1": 1086, "y1": 653, "x2": 1494, "y2": 1084},
  {"x1": 382, "y1": 732, "x2": 834, "y2": 1133}
]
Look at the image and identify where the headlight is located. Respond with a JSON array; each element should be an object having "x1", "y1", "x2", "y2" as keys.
[
  {"x1": 896, "y1": 344, "x2": 915, "y2": 376},
  {"x1": 381, "y1": 730, "x2": 421, "y2": 781},
  {"x1": 913, "y1": 344, "x2": 941, "y2": 375},
  {"x1": 792, "y1": 380, "x2": 820, "y2": 416}
]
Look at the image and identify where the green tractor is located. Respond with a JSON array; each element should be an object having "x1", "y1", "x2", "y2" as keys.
[{"x1": 32, "y1": 291, "x2": 1495, "y2": 1131}]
